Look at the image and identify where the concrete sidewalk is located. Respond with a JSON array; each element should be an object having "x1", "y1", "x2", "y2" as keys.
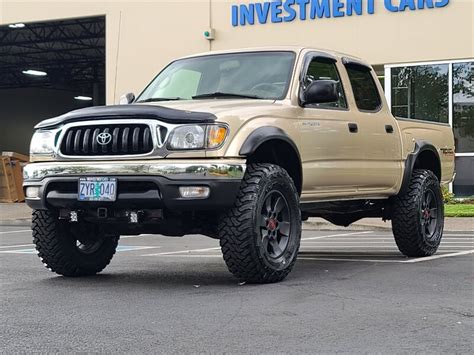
[{"x1": 1, "y1": 202, "x2": 472, "y2": 231}]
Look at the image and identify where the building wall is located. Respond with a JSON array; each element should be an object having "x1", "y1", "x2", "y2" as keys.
[
  {"x1": 0, "y1": 1, "x2": 211, "y2": 104},
  {"x1": 1, "y1": 0, "x2": 472, "y2": 104}
]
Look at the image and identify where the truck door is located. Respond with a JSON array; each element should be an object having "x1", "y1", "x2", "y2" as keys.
[
  {"x1": 341, "y1": 59, "x2": 403, "y2": 194},
  {"x1": 297, "y1": 53, "x2": 403, "y2": 200},
  {"x1": 297, "y1": 53, "x2": 363, "y2": 198}
]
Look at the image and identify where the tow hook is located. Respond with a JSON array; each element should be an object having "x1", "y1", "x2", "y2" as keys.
[
  {"x1": 70, "y1": 211, "x2": 79, "y2": 222},
  {"x1": 59, "y1": 209, "x2": 80, "y2": 222},
  {"x1": 126, "y1": 211, "x2": 141, "y2": 224}
]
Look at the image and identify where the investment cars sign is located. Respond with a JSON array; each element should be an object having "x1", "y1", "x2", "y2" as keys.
[{"x1": 231, "y1": 0, "x2": 450, "y2": 26}]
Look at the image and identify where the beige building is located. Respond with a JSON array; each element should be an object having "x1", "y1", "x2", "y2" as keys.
[{"x1": 0, "y1": 0, "x2": 472, "y2": 195}]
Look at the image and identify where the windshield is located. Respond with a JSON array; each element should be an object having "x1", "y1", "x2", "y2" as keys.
[{"x1": 137, "y1": 51, "x2": 296, "y2": 102}]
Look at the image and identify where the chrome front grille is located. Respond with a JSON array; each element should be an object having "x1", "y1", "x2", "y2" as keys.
[{"x1": 60, "y1": 124, "x2": 153, "y2": 156}]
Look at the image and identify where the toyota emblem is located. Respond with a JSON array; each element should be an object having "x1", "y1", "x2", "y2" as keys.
[{"x1": 97, "y1": 132, "x2": 112, "y2": 145}]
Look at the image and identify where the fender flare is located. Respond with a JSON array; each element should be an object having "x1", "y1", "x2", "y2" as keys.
[
  {"x1": 239, "y1": 127, "x2": 302, "y2": 192},
  {"x1": 399, "y1": 140, "x2": 441, "y2": 194},
  {"x1": 239, "y1": 126, "x2": 300, "y2": 158}
]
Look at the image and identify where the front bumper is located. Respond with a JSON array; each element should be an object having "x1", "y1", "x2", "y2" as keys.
[{"x1": 23, "y1": 160, "x2": 246, "y2": 211}]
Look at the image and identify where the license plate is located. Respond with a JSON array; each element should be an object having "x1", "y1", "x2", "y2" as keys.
[{"x1": 78, "y1": 177, "x2": 117, "y2": 202}]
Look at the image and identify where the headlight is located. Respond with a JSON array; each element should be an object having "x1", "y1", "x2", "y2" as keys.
[
  {"x1": 168, "y1": 125, "x2": 205, "y2": 150},
  {"x1": 168, "y1": 124, "x2": 228, "y2": 150},
  {"x1": 30, "y1": 130, "x2": 55, "y2": 155}
]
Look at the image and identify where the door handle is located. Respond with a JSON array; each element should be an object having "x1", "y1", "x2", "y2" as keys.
[
  {"x1": 348, "y1": 123, "x2": 358, "y2": 133},
  {"x1": 385, "y1": 125, "x2": 394, "y2": 133}
]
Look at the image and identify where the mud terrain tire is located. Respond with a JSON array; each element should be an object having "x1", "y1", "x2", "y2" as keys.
[
  {"x1": 219, "y1": 164, "x2": 301, "y2": 283},
  {"x1": 32, "y1": 210, "x2": 119, "y2": 276},
  {"x1": 392, "y1": 169, "x2": 444, "y2": 257}
]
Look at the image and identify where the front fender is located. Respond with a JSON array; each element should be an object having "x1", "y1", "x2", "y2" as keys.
[{"x1": 239, "y1": 126, "x2": 300, "y2": 156}]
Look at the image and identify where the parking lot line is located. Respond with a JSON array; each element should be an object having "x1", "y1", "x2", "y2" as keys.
[
  {"x1": 0, "y1": 245, "x2": 161, "y2": 254},
  {"x1": 121, "y1": 234, "x2": 154, "y2": 239},
  {"x1": 302, "y1": 245, "x2": 462, "y2": 249},
  {"x1": 304, "y1": 239, "x2": 474, "y2": 246},
  {"x1": 404, "y1": 250, "x2": 474, "y2": 263},
  {"x1": 0, "y1": 243, "x2": 34, "y2": 249},
  {"x1": 0, "y1": 248, "x2": 38, "y2": 254},
  {"x1": 441, "y1": 239, "x2": 474, "y2": 246},
  {"x1": 299, "y1": 257, "x2": 406, "y2": 263},
  {"x1": 141, "y1": 232, "x2": 373, "y2": 257},
  {"x1": 158, "y1": 254, "x2": 223, "y2": 258},
  {"x1": 443, "y1": 235, "x2": 474, "y2": 238},
  {"x1": 2, "y1": 228, "x2": 471, "y2": 264},
  {"x1": 303, "y1": 238, "x2": 472, "y2": 242},
  {"x1": 302, "y1": 241, "x2": 396, "y2": 244},
  {"x1": 299, "y1": 249, "x2": 474, "y2": 263},
  {"x1": 143, "y1": 247, "x2": 221, "y2": 256},
  {"x1": 301, "y1": 231, "x2": 374, "y2": 241},
  {"x1": 0, "y1": 229, "x2": 31, "y2": 235}
]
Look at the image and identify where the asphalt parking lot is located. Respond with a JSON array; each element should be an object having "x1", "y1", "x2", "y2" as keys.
[{"x1": 1, "y1": 225, "x2": 473, "y2": 353}]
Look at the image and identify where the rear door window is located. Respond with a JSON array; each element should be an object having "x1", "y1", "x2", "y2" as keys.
[{"x1": 346, "y1": 66, "x2": 382, "y2": 111}]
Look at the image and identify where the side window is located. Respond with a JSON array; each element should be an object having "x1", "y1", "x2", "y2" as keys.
[
  {"x1": 304, "y1": 58, "x2": 347, "y2": 109},
  {"x1": 346, "y1": 66, "x2": 382, "y2": 111}
]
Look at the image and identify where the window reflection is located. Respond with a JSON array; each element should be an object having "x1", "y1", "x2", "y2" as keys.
[
  {"x1": 391, "y1": 64, "x2": 449, "y2": 123},
  {"x1": 389, "y1": 61, "x2": 473, "y2": 197},
  {"x1": 453, "y1": 62, "x2": 474, "y2": 153},
  {"x1": 453, "y1": 157, "x2": 474, "y2": 197},
  {"x1": 452, "y1": 62, "x2": 473, "y2": 197}
]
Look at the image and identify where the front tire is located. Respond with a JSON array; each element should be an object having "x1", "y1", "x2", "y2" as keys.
[
  {"x1": 392, "y1": 169, "x2": 444, "y2": 257},
  {"x1": 32, "y1": 210, "x2": 119, "y2": 276},
  {"x1": 219, "y1": 164, "x2": 301, "y2": 283}
]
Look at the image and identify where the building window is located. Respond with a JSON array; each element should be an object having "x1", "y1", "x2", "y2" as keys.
[
  {"x1": 453, "y1": 157, "x2": 474, "y2": 196},
  {"x1": 453, "y1": 62, "x2": 474, "y2": 153},
  {"x1": 385, "y1": 59, "x2": 474, "y2": 197},
  {"x1": 391, "y1": 64, "x2": 449, "y2": 123},
  {"x1": 452, "y1": 61, "x2": 473, "y2": 196}
]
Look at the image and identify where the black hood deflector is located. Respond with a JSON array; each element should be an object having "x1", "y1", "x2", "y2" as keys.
[{"x1": 35, "y1": 104, "x2": 217, "y2": 129}]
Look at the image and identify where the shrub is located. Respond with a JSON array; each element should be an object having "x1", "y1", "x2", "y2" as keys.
[{"x1": 441, "y1": 185, "x2": 456, "y2": 204}]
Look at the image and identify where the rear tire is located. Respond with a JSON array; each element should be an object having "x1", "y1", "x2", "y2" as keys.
[
  {"x1": 219, "y1": 164, "x2": 301, "y2": 283},
  {"x1": 32, "y1": 210, "x2": 119, "y2": 276},
  {"x1": 392, "y1": 169, "x2": 444, "y2": 257}
]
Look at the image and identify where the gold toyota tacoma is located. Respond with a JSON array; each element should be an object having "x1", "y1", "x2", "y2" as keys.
[{"x1": 24, "y1": 47, "x2": 455, "y2": 283}]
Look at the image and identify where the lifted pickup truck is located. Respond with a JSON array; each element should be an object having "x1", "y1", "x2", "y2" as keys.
[{"x1": 24, "y1": 47, "x2": 455, "y2": 283}]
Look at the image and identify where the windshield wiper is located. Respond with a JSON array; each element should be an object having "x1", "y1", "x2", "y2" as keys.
[
  {"x1": 192, "y1": 92, "x2": 261, "y2": 100},
  {"x1": 136, "y1": 97, "x2": 183, "y2": 103}
]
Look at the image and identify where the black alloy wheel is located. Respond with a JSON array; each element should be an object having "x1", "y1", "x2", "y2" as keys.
[
  {"x1": 260, "y1": 190, "x2": 291, "y2": 259},
  {"x1": 420, "y1": 189, "x2": 440, "y2": 242}
]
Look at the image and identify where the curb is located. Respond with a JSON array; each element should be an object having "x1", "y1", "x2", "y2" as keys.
[{"x1": 303, "y1": 221, "x2": 391, "y2": 231}]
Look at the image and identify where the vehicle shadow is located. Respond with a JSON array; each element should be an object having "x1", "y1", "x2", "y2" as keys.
[{"x1": 36, "y1": 253, "x2": 394, "y2": 290}]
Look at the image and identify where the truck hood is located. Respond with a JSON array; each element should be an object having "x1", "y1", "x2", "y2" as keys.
[
  {"x1": 149, "y1": 99, "x2": 276, "y2": 116},
  {"x1": 35, "y1": 99, "x2": 276, "y2": 129}
]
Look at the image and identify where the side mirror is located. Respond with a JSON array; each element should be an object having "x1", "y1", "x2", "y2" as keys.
[
  {"x1": 301, "y1": 80, "x2": 338, "y2": 106},
  {"x1": 119, "y1": 92, "x2": 135, "y2": 105}
]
